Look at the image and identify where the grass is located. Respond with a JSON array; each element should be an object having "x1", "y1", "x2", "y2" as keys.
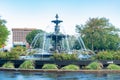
[
  {"x1": 86, "y1": 61, "x2": 103, "y2": 70},
  {"x1": 2, "y1": 61, "x2": 15, "y2": 68},
  {"x1": 61, "y1": 64, "x2": 80, "y2": 70},
  {"x1": 42, "y1": 64, "x2": 58, "y2": 69},
  {"x1": 107, "y1": 64, "x2": 120, "y2": 70},
  {"x1": 19, "y1": 60, "x2": 35, "y2": 69}
]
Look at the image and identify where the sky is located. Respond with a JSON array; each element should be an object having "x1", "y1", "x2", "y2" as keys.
[{"x1": 0, "y1": 0, "x2": 120, "y2": 48}]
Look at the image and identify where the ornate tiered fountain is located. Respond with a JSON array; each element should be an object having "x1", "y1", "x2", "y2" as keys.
[
  {"x1": 24, "y1": 14, "x2": 94, "y2": 60},
  {"x1": 46, "y1": 14, "x2": 69, "y2": 53}
]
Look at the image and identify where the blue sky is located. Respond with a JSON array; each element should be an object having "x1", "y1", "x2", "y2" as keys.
[{"x1": 0, "y1": 0, "x2": 120, "y2": 47}]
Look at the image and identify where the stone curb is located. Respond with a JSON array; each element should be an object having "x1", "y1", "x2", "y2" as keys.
[{"x1": 1, "y1": 68, "x2": 120, "y2": 73}]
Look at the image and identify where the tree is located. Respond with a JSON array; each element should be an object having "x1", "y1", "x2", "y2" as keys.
[
  {"x1": 76, "y1": 17, "x2": 120, "y2": 51},
  {"x1": 0, "y1": 18, "x2": 9, "y2": 48},
  {"x1": 26, "y1": 29, "x2": 45, "y2": 48}
]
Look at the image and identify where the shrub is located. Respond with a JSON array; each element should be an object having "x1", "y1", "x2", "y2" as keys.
[
  {"x1": 113, "y1": 51, "x2": 120, "y2": 60},
  {"x1": 0, "y1": 51, "x2": 20, "y2": 60},
  {"x1": 11, "y1": 46, "x2": 27, "y2": 56},
  {"x1": 51, "y1": 53, "x2": 79, "y2": 61},
  {"x1": 61, "y1": 64, "x2": 80, "y2": 70},
  {"x1": 42, "y1": 64, "x2": 58, "y2": 69},
  {"x1": 94, "y1": 50, "x2": 120, "y2": 60},
  {"x1": 94, "y1": 51, "x2": 114, "y2": 60},
  {"x1": 0, "y1": 52, "x2": 7, "y2": 59},
  {"x1": 2, "y1": 61, "x2": 14, "y2": 68},
  {"x1": 19, "y1": 60, "x2": 35, "y2": 69},
  {"x1": 6, "y1": 51, "x2": 20, "y2": 60},
  {"x1": 28, "y1": 50, "x2": 36, "y2": 55},
  {"x1": 107, "y1": 64, "x2": 120, "y2": 70},
  {"x1": 86, "y1": 61, "x2": 103, "y2": 70}
]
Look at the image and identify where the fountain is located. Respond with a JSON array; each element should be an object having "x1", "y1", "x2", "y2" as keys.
[
  {"x1": 23, "y1": 14, "x2": 94, "y2": 60},
  {"x1": 46, "y1": 14, "x2": 69, "y2": 53}
]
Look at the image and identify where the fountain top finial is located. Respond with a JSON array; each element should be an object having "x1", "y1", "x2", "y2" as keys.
[
  {"x1": 51, "y1": 14, "x2": 63, "y2": 26},
  {"x1": 55, "y1": 14, "x2": 59, "y2": 19}
]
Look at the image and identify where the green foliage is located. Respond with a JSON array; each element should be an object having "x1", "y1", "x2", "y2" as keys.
[
  {"x1": 6, "y1": 51, "x2": 20, "y2": 60},
  {"x1": 19, "y1": 60, "x2": 35, "y2": 69},
  {"x1": 0, "y1": 18, "x2": 9, "y2": 48},
  {"x1": 95, "y1": 51, "x2": 113, "y2": 60},
  {"x1": 61, "y1": 64, "x2": 80, "y2": 70},
  {"x1": 94, "y1": 50, "x2": 120, "y2": 60},
  {"x1": 0, "y1": 46, "x2": 27, "y2": 60},
  {"x1": 51, "y1": 53, "x2": 79, "y2": 61},
  {"x1": 2, "y1": 61, "x2": 14, "y2": 68},
  {"x1": 27, "y1": 50, "x2": 36, "y2": 55},
  {"x1": 11, "y1": 46, "x2": 27, "y2": 56},
  {"x1": 86, "y1": 61, "x2": 103, "y2": 70},
  {"x1": 107, "y1": 64, "x2": 120, "y2": 70},
  {"x1": 113, "y1": 50, "x2": 120, "y2": 60},
  {"x1": 73, "y1": 39, "x2": 83, "y2": 50},
  {"x1": 76, "y1": 17, "x2": 120, "y2": 51},
  {"x1": 26, "y1": 29, "x2": 45, "y2": 48},
  {"x1": 42, "y1": 64, "x2": 58, "y2": 69},
  {"x1": 0, "y1": 52, "x2": 7, "y2": 59},
  {"x1": 0, "y1": 51, "x2": 19, "y2": 60}
]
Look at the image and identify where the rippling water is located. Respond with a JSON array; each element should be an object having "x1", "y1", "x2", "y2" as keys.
[{"x1": 0, "y1": 71, "x2": 120, "y2": 80}]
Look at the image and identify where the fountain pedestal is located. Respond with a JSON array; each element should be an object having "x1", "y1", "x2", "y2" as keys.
[{"x1": 47, "y1": 14, "x2": 69, "y2": 52}]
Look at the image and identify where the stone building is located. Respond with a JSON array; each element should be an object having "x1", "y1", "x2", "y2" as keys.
[{"x1": 12, "y1": 28, "x2": 35, "y2": 47}]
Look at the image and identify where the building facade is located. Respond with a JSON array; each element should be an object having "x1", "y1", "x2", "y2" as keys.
[{"x1": 12, "y1": 28, "x2": 35, "y2": 47}]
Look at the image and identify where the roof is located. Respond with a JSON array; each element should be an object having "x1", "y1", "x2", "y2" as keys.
[{"x1": 12, "y1": 28, "x2": 36, "y2": 31}]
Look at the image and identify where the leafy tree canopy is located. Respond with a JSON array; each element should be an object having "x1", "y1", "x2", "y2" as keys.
[
  {"x1": 26, "y1": 29, "x2": 45, "y2": 48},
  {"x1": 76, "y1": 17, "x2": 120, "y2": 51},
  {"x1": 0, "y1": 18, "x2": 9, "y2": 48}
]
